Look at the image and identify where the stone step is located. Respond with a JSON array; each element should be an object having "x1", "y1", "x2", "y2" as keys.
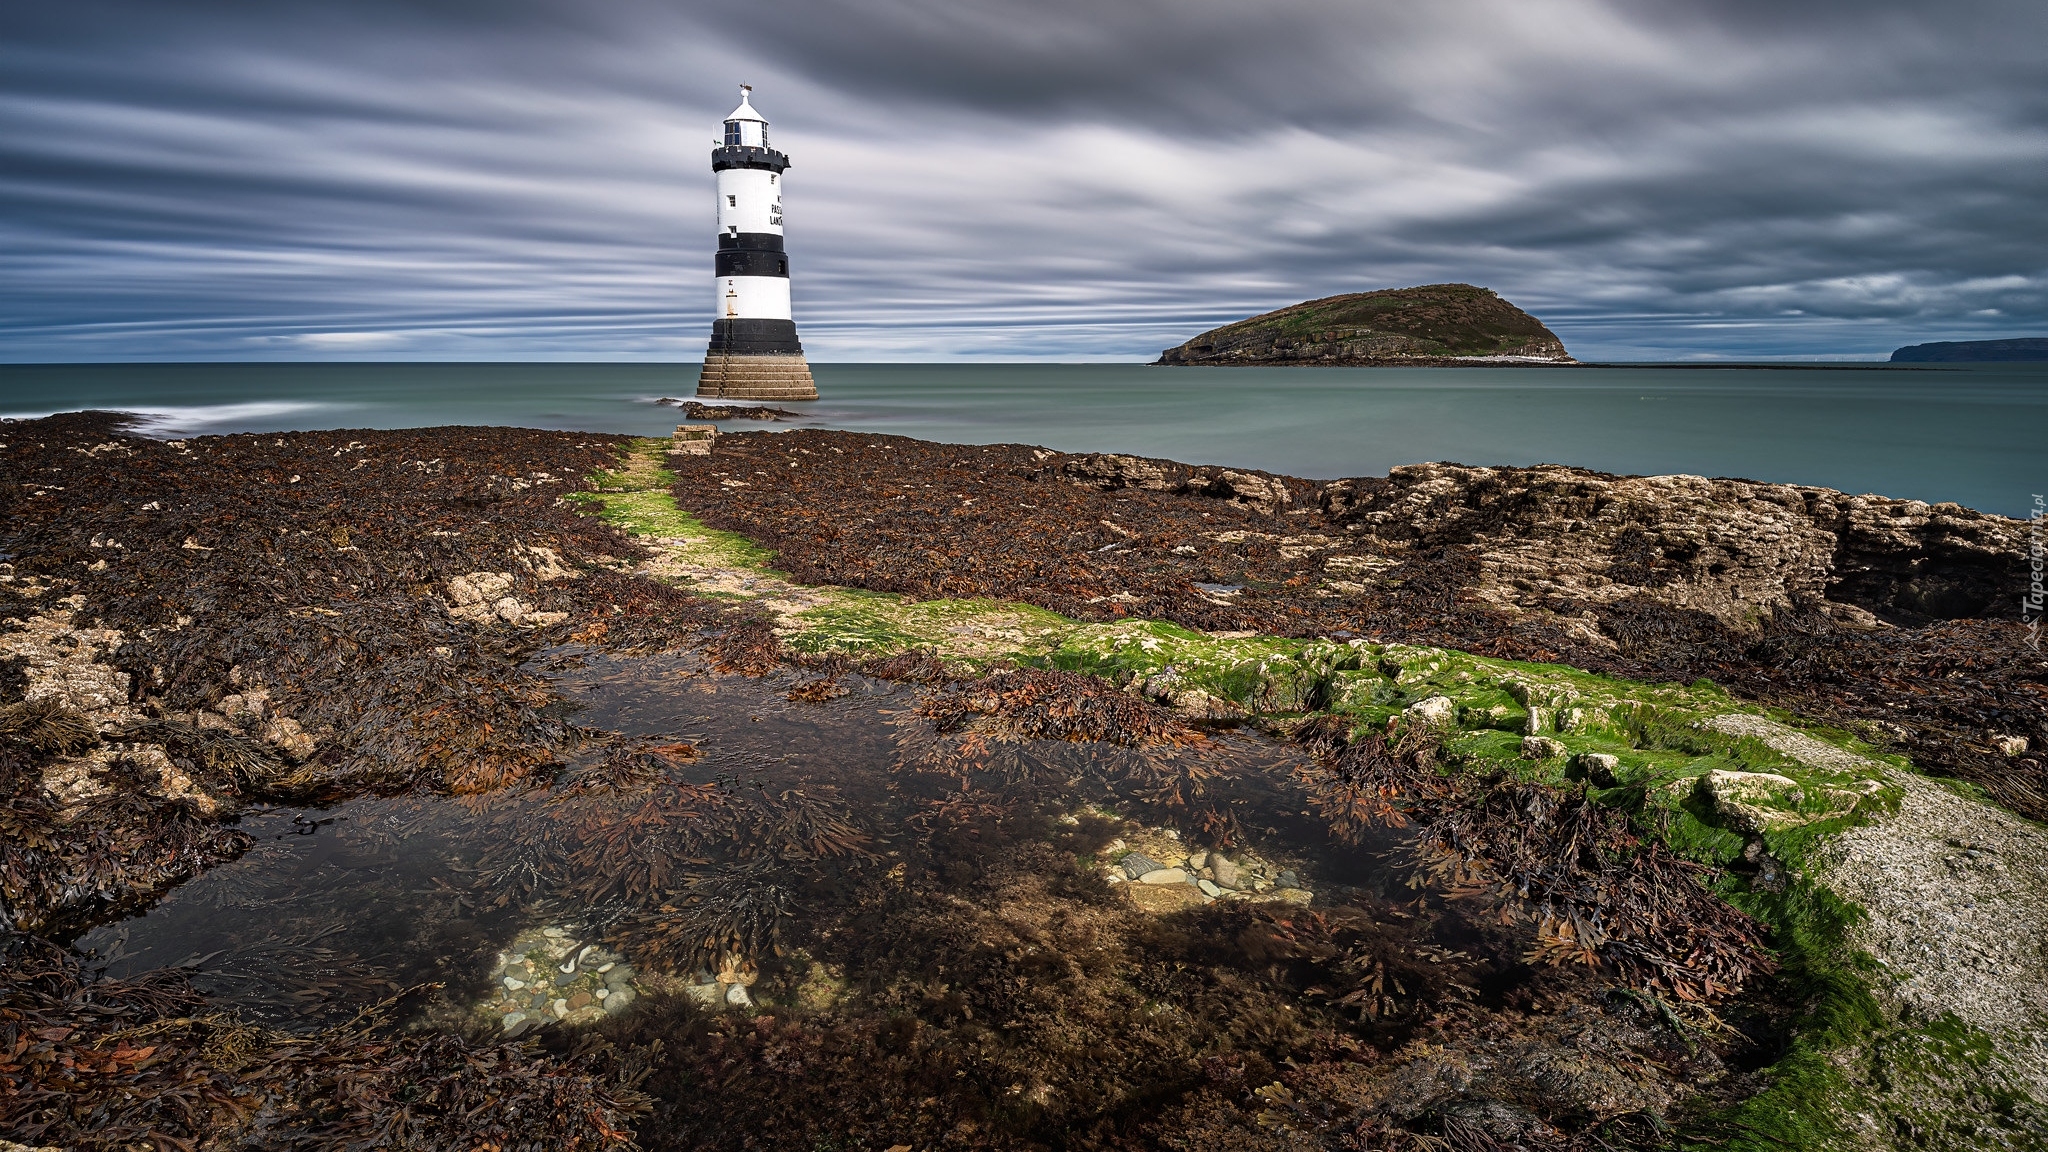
[{"x1": 697, "y1": 354, "x2": 818, "y2": 401}]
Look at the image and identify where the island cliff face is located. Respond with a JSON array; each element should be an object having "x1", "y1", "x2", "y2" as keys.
[{"x1": 1156, "y1": 283, "x2": 1575, "y2": 366}]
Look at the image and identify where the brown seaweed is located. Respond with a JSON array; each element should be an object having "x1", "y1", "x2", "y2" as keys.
[
  {"x1": 0, "y1": 931, "x2": 646, "y2": 1150},
  {"x1": 1291, "y1": 720, "x2": 1774, "y2": 1003}
]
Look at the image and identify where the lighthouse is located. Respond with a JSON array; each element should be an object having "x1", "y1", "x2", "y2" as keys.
[{"x1": 696, "y1": 85, "x2": 818, "y2": 401}]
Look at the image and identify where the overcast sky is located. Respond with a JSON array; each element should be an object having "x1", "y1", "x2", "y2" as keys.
[{"x1": 2, "y1": 0, "x2": 2043, "y2": 362}]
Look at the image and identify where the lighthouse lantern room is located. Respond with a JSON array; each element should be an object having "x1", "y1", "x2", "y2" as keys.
[{"x1": 696, "y1": 85, "x2": 817, "y2": 400}]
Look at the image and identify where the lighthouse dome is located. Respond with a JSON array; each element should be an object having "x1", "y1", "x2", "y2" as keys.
[
  {"x1": 722, "y1": 85, "x2": 769, "y2": 147},
  {"x1": 725, "y1": 86, "x2": 766, "y2": 124}
]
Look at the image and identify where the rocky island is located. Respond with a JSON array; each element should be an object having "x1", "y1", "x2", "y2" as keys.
[
  {"x1": 1156, "y1": 283, "x2": 1576, "y2": 366},
  {"x1": 3, "y1": 412, "x2": 2042, "y2": 1152},
  {"x1": 1890, "y1": 337, "x2": 2048, "y2": 362}
]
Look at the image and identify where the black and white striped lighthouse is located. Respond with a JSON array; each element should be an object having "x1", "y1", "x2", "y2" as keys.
[{"x1": 696, "y1": 85, "x2": 818, "y2": 401}]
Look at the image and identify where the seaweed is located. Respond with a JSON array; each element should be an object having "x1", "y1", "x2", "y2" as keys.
[
  {"x1": 1290, "y1": 721, "x2": 1774, "y2": 1004},
  {"x1": 0, "y1": 698, "x2": 98, "y2": 758},
  {"x1": 0, "y1": 411, "x2": 770, "y2": 931},
  {"x1": 0, "y1": 931, "x2": 647, "y2": 1150},
  {"x1": 625, "y1": 860, "x2": 797, "y2": 972}
]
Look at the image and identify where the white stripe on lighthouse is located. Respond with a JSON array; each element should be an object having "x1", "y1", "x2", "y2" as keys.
[
  {"x1": 716, "y1": 169, "x2": 783, "y2": 236},
  {"x1": 715, "y1": 275, "x2": 792, "y2": 321}
]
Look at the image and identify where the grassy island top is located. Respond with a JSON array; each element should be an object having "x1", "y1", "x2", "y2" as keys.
[{"x1": 1157, "y1": 282, "x2": 1575, "y2": 364}]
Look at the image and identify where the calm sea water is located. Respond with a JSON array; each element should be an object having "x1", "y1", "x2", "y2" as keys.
[{"x1": 2, "y1": 361, "x2": 2041, "y2": 516}]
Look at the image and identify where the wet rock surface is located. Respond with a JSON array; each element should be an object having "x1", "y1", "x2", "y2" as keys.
[{"x1": 667, "y1": 429, "x2": 2045, "y2": 822}]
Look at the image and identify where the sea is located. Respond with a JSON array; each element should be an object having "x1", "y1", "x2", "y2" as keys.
[{"x1": 2, "y1": 361, "x2": 2042, "y2": 517}]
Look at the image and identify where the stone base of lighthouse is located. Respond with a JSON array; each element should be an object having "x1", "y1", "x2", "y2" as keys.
[{"x1": 696, "y1": 352, "x2": 818, "y2": 401}]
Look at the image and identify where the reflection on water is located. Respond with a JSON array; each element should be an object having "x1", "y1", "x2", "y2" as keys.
[{"x1": 79, "y1": 646, "x2": 1422, "y2": 1036}]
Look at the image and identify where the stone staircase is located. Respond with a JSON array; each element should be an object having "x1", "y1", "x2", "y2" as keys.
[{"x1": 696, "y1": 354, "x2": 818, "y2": 401}]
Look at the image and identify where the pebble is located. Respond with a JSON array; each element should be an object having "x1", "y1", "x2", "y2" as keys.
[
  {"x1": 1139, "y1": 867, "x2": 1190, "y2": 885},
  {"x1": 503, "y1": 977, "x2": 525, "y2": 990},
  {"x1": 725, "y1": 982, "x2": 753, "y2": 1008},
  {"x1": 567, "y1": 992, "x2": 593, "y2": 1010},
  {"x1": 1276, "y1": 869, "x2": 1300, "y2": 889},
  {"x1": 596, "y1": 962, "x2": 615, "y2": 973},
  {"x1": 551, "y1": 998, "x2": 569, "y2": 1019},
  {"x1": 1187, "y1": 850, "x2": 1208, "y2": 870},
  {"x1": 502, "y1": 1011, "x2": 527, "y2": 1030},
  {"x1": 595, "y1": 987, "x2": 610, "y2": 1001},
  {"x1": 1211, "y1": 855, "x2": 1242, "y2": 889},
  {"x1": 1119, "y1": 852, "x2": 1163, "y2": 879},
  {"x1": 1198, "y1": 879, "x2": 1223, "y2": 897}
]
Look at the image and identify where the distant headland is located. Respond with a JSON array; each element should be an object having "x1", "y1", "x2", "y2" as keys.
[
  {"x1": 1891, "y1": 337, "x2": 2048, "y2": 363},
  {"x1": 1155, "y1": 283, "x2": 1574, "y2": 366}
]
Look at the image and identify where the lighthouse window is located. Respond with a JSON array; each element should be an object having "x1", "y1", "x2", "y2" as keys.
[
  {"x1": 727, "y1": 195, "x2": 736, "y2": 207},
  {"x1": 769, "y1": 174, "x2": 777, "y2": 184},
  {"x1": 723, "y1": 121, "x2": 741, "y2": 145}
]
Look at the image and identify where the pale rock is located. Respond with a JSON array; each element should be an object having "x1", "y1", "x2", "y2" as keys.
[
  {"x1": 261, "y1": 716, "x2": 316, "y2": 762},
  {"x1": 1698, "y1": 769, "x2": 1808, "y2": 833},
  {"x1": 1574, "y1": 752, "x2": 1621, "y2": 787},
  {"x1": 1318, "y1": 462, "x2": 2026, "y2": 633},
  {"x1": 1209, "y1": 854, "x2": 1242, "y2": 890},
  {"x1": 1059, "y1": 453, "x2": 1179, "y2": 492},
  {"x1": 1198, "y1": 879, "x2": 1223, "y2": 897},
  {"x1": 1405, "y1": 695, "x2": 1456, "y2": 727},
  {"x1": 1139, "y1": 867, "x2": 1190, "y2": 885},
  {"x1": 1521, "y1": 736, "x2": 1567, "y2": 760}
]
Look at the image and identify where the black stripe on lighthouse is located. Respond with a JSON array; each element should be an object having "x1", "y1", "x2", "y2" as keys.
[
  {"x1": 707, "y1": 318, "x2": 803, "y2": 355},
  {"x1": 714, "y1": 249, "x2": 790, "y2": 277},
  {"x1": 711, "y1": 145, "x2": 790, "y2": 174}
]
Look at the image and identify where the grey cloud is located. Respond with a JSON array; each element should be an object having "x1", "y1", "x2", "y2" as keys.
[{"x1": 0, "y1": 0, "x2": 2042, "y2": 362}]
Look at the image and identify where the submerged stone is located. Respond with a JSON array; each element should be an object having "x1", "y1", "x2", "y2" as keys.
[{"x1": 1118, "y1": 852, "x2": 1163, "y2": 879}]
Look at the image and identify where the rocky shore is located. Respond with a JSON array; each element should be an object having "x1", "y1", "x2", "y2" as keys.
[
  {"x1": 669, "y1": 431, "x2": 2041, "y2": 820},
  {"x1": 2, "y1": 411, "x2": 2042, "y2": 1152}
]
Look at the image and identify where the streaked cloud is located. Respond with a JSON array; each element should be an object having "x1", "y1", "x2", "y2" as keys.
[{"x1": 0, "y1": 0, "x2": 2041, "y2": 361}]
